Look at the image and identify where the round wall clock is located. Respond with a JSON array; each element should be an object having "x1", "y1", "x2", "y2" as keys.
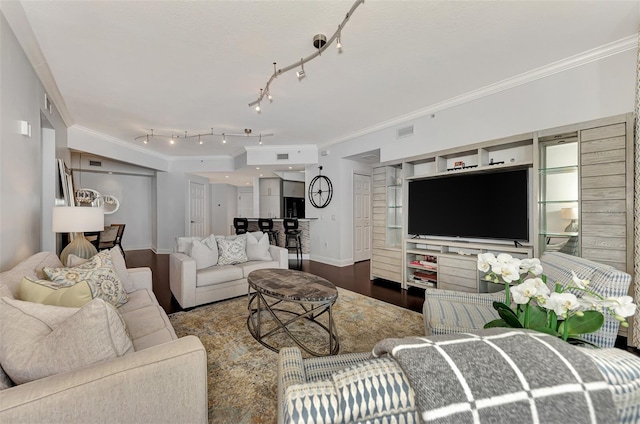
[{"x1": 308, "y1": 167, "x2": 333, "y2": 208}]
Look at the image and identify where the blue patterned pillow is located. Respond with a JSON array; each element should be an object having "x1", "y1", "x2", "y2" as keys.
[{"x1": 215, "y1": 236, "x2": 248, "y2": 265}]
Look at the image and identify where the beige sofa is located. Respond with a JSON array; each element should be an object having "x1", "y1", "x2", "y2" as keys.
[
  {"x1": 170, "y1": 235, "x2": 288, "y2": 308},
  {"x1": 0, "y1": 252, "x2": 208, "y2": 424}
]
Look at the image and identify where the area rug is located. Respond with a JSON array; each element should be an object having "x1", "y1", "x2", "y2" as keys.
[{"x1": 168, "y1": 287, "x2": 424, "y2": 424}]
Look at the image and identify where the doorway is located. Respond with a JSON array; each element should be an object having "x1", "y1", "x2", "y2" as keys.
[{"x1": 353, "y1": 173, "x2": 371, "y2": 262}]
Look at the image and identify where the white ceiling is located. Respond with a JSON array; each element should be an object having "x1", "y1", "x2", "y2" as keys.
[{"x1": 11, "y1": 1, "x2": 640, "y2": 170}]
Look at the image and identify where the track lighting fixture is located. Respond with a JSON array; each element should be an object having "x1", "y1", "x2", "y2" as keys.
[
  {"x1": 248, "y1": 0, "x2": 364, "y2": 110},
  {"x1": 134, "y1": 128, "x2": 273, "y2": 146},
  {"x1": 296, "y1": 59, "x2": 306, "y2": 80}
]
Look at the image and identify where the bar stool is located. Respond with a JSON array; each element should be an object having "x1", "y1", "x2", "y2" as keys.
[
  {"x1": 258, "y1": 218, "x2": 278, "y2": 246},
  {"x1": 233, "y1": 218, "x2": 248, "y2": 235},
  {"x1": 284, "y1": 218, "x2": 302, "y2": 264}
]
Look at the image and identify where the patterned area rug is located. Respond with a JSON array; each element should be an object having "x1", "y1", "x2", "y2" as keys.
[{"x1": 169, "y1": 287, "x2": 424, "y2": 424}]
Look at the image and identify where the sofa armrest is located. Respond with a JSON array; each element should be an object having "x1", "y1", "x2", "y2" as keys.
[
  {"x1": 0, "y1": 336, "x2": 208, "y2": 424},
  {"x1": 269, "y1": 245, "x2": 289, "y2": 269},
  {"x1": 126, "y1": 267, "x2": 152, "y2": 291},
  {"x1": 424, "y1": 288, "x2": 506, "y2": 307},
  {"x1": 169, "y1": 252, "x2": 197, "y2": 308}
]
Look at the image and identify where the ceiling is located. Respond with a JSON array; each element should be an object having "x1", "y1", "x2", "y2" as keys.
[{"x1": 9, "y1": 1, "x2": 640, "y2": 178}]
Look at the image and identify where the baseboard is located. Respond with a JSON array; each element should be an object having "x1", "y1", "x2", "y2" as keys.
[{"x1": 309, "y1": 254, "x2": 353, "y2": 267}]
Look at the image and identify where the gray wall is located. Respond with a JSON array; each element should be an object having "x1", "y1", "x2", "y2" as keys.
[{"x1": 0, "y1": 13, "x2": 67, "y2": 271}]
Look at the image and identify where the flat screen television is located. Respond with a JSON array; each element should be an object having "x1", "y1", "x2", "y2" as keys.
[{"x1": 408, "y1": 168, "x2": 529, "y2": 242}]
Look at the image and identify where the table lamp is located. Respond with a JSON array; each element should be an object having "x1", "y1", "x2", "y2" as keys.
[
  {"x1": 560, "y1": 207, "x2": 579, "y2": 232},
  {"x1": 53, "y1": 206, "x2": 104, "y2": 266}
]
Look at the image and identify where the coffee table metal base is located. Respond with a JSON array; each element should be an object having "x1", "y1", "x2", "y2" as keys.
[{"x1": 247, "y1": 290, "x2": 339, "y2": 356}]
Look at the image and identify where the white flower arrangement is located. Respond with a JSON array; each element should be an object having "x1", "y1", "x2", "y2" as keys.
[{"x1": 477, "y1": 252, "x2": 636, "y2": 344}]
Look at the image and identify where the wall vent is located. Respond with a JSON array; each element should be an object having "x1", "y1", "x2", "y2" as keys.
[
  {"x1": 89, "y1": 160, "x2": 102, "y2": 167},
  {"x1": 396, "y1": 125, "x2": 414, "y2": 139},
  {"x1": 276, "y1": 153, "x2": 289, "y2": 160}
]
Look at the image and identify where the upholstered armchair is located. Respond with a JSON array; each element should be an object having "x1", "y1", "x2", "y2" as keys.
[{"x1": 422, "y1": 251, "x2": 632, "y2": 348}]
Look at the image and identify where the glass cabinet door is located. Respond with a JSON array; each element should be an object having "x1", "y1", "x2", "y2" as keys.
[
  {"x1": 386, "y1": 166, "x2": 402, "y2": 248},
  {"x1": 538, "y1": 134, "x2": 579, "y2": 256}
]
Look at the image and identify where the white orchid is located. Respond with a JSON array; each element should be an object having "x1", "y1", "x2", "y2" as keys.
[
  {"x1": 545, "y1": 292, "x2": 579, "y2": 318},
  {"x1": 491, "y1": 262, "x2": 521, "y2": 284},
  {"x1": 606, "y1": 295, "x2": 637, "y2": 318},
  {"x1": 477, "y1": 253, "x2": 497, "y2": 273},
  {"x1": 510, "y1": 279, "x2": 538, "y2": 304},
  {"x1": 570, "y1": 271, "x2": 590, "y2": 290},
  {"x1": 520, "y1": 258, "x2": 543, "y2": 276}
]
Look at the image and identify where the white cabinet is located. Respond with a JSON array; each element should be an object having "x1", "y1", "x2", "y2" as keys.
[
  {"x1": 370, "y1": 166, "x2": 403, "y2": 284},
  {"x1": 259, "y1": 178, "x2": 281, "y2": 196},
  {"x1": 405, "y1": 238, "x2": 533, "y2": 292}
]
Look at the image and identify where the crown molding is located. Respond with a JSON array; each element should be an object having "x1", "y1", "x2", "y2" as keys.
[
  {"x1": 2, "y1": 1, "x2": 74, "y2": 127},
  {"x1": 71, "y1": 126, "x2": 172, "y2": 160},
  {"x1": 319, "y1": 34, "x2": 638, "y2": 149},
  {"x1": 244, "y1": 144, "x2": 318, "y2": 153}
]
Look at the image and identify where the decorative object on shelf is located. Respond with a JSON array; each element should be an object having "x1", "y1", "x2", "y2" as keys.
[
  {"x1": 560, "y1": 207, "x2": 579, "y2": 232},
  {"x1": 477, "y1": 253, "x2": 637, "y2": 345},
  {"x1": 308, "y1": 166, "x2": 333, "y2": 208},
  {"x1": 53, "y1": 206, "x2": 105, "y2": 266},
  {"x1": 75, "y1": 189, "x2": 120, "y2": 214},
  {"x1": 248, "y1": 0, "x2": 364, "y2": 112},
  {"x1": 134, "y1": 128, "x2": 273, "y2": 146}
]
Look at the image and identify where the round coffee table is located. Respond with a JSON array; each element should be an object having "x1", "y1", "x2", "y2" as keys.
[{"x1": 247, "y1": 268, "x2": 340, "y2": 356}]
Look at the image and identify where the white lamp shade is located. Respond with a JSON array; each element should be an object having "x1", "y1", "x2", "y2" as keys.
[
  {"x1": 52, "y1": 206, "x2": 104, "y2": 233},
  {"x1": 560, "y1": 207, "x2": 578, "y2": 220}
]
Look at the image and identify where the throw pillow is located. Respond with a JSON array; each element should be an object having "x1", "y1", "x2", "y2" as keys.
[
  {"x1": 176, "y1": 236, "x2": 202, "y2": 255},
  {"x1": 44, "y1": 251, "x2": 129, "y2": 307},
  {"x1": 190, "y1": 239, "x2": 218, "y2": 270},
  {"x1": 67, "y1": 247, "x2": 134, "y2": 293},
  {"x1": 216, "y1": 235, "x2": 248, "y2": 265},
  {"x1": 0, "y1": 297, "x2": 133, "y2": 384},
  {"x1": 19, "y1": 276, "x2": 93, "y2": 307},
  {"x1": 246, "y1": 232, "x2": 273, "y2": 261}
]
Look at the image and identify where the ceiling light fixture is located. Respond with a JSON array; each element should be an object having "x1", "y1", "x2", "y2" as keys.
[
  {"x1": 296, "y1": 59, "x2": 306, "y2": 79},
  {"x1": 134, "y1": 128, "x2": 273, "y2": 145},
  {"x1": 248, "y1": 0, "x2": 364, "y2": 110}
]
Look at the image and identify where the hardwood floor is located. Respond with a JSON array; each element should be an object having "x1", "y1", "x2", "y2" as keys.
[{"x1": 124, "y1": 250, "x2": 425, "y2": 315}]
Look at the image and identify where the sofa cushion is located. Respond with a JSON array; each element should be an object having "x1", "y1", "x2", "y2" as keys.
[
  {"x1": 196, "y1": 265, "x2": 243, "y2": 288},
  {"x1": 119, "y1": 304, "x2": 177, "y2": 350},
  {"x1": 117, "y1": 288, "x2": 157, "y2": 314},
  {"x1": 19, "y1": 276, "x2": 93, "y2": 307},
  {"x1": 176, "y1": 236, "x2": 202, "y2": 255},
  {"x1": 191, "y1": 239, "x2": 218, "y2": 270},
  {"x1": 246, "y1": 232, "x2": 272, "y2": 261},
  {"x1": 0, "y1": 297, "x2": 133, "y2": 384},
  {"x1": 44, "y1": 251, "x2": 129, "y2": 307},
  {"x1": 216, "y1": 235, "x2": 248, "y2": 265},
  {"x1": 238, "y1": 260, "x2": 280, "y2": 278},
  {"x1": 0, "y1": 252, "x2": 63, "y2": 299}
]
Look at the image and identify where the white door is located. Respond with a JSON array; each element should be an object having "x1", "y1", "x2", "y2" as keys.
[
  {"x1": 189, "y1": 181, "x2": 206, "y2": 237},
  {"x1": 238, "y1": 187, "x2": 253, "y2": 218},
  {"x1": 354, "y1": 173, "x2": 372, "y2": 262}
]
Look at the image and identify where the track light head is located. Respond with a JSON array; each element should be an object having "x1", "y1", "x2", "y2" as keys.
[
  {"x1": 255, "y1": 102, "x2": 261, "y2": 112},
  {"x1": 296, "y1": 59, "x2": 306, "y2": 79},
  {"x1": 222, "y1": 133, "x2": 226, "y2": 144}
]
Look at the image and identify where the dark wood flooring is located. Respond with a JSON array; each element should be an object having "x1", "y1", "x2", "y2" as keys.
[{"x1": 124, "y1": 250, "x2": 425, "y2": 315}]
